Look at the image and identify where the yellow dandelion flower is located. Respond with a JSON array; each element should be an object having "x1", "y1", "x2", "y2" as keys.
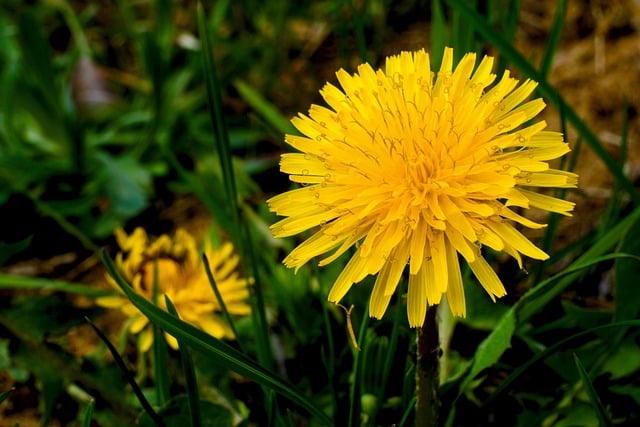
[
  {"x1": 268, "y1": 47, "x2": 577, "y2": 327},
  {"x1": 98, "y1": 227, "x2": 251, "y2": 351}
]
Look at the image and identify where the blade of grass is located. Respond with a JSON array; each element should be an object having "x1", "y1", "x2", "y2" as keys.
[
  {"x1": 202, "y1": 253, "x2": 244, "y2": 353},
  {"x1": 197, "y1": 1, "x2": 239, "y2": 238},
  {"x1": 370, "y1": 296, "x2": 404, "y2": 426},
  {"x1": 198, "y1": 1, "x2": 273, "y2": 374},
  {"x1": 347, "y1": 0, "x2": 368, "y2": 63},
  {"x1": 0, "y1": 388, "x2": 12, "y2": 405},
  {"x1": 573, "y1": 353, "x2": 613, "y2": 427},
  {"x1": 233, "y1": 79, "x2": 297, "y2": 136},
  {"x1": 86, "y1": 317, "x2": 166, "y2": 427},
  {"x1": 320, "y1": 293, "x2": 337, "y2": 422},
  {"x1": 431, "y1": 0, "x2": 448, "y2": 66},
  {"x1": 451, "y1": 0, "x2": 476, "y2": 60},
  {"x1": 0, "y1": 274, "x2": 113, "y2": 298},
  {"x1": 539, "y1": 0, "x2": 567, "y2": 78},
  {"x1": 82, "y1": 400, "x2": 95, "y2": 427},
  {"x1": 101, "y1": 250, "x2": 332, "y2": 425},
  {"x1": 165, "y1": 297, "x2": 202, "y2": 427},
  {"x1": 444, "y1": 0, "x2": 640, "y2": 206},
  {"x1": 152, "y1": 260, "x2": 170, "y2": 406},
  {"x1": 348, "y1": 303, "x2": 370, "y2": 427}
]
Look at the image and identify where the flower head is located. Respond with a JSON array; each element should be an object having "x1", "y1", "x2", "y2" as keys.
[
  {"x1": 268, "y1": 47, "x2": 577, "y2": 327},
  {"x1": 98, "y1": 227, "x2": 251, "y2": 351}
]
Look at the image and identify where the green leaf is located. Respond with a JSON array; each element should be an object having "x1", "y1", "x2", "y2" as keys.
[
  {"x1": 459, "y1": 253, "x2": 638, "y2": 395},
  {"x1": 18, "y1": 12, "x2": 59, "y2": 114},
  {"x1": 138, "y1": 395, "x2": 233, "y2": 427},
  {"x1": 2, "y1": 296, "x2": 95, "y2": 341},
  {"x1": 554, "y1": 402, "x2": 600, "y2": 427},
  {"x1": 0, "y1": 236, "x2": 32, "y2": 265},
  {"x1": 430, "y1": 0, "x2": 448, "y2": 66},
  {"x1": 573, "y1": 353, "x2": 613, "y2": 427},
  {"x1": 0, "y1": 389, "x2": 12, "y2": 405},
  {"x1": 539, "y1": 0, "x2": 567, "y2": 78},
  {"x1": 601, "y1": 332, "x2": 640, "y2": 380},
  {"x1": 459, "y1": 308, "x2": 515, "y2": 392},
  {"x1": 86, "y1": 318, "x2": 166, "y2": 427},
  {"x1": 93, "y1": 152, "x2": 151, "y2": 217},
  {"x1": 197, "y1": 1, "x2": 238, "y2": 233},
  {"x1": 101, "y1": 250, "x2": 332, "y2": 426},
  {"x1": 165, "y1": 297, "x2": 202, "y2": 427},
  {"x1": 485, "y1": 320, "x2": 640, "y2": 405},
  {"x1": 0, "y1": 273, "x2": 114, "y2": 298},
  {"x1": 82, "y1": 400, "x2": 95, "y2": 427},
  {"x1": 233, "y1": 79, "x2": 297, "y2": 136}
]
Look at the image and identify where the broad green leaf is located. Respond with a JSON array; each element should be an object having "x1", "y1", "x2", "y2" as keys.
[
  {"x1": 485, "y1": 320, "x2": 640, "y2": 405},
  {"x1": 601, "y1": 332, "x2": 640, "y2": 380},
  {"x1": 93, "y1": 152, "x2": 151, "y2": 217},
  {"x1": 459, "y1": 253, "x2": 638, "y2": 395},
  {"x1": 459, "y1": 308, "x2": 515, "y2": 392},
  {"x1": 554, "y1": 402, "x2": 599, "y2": 427}
]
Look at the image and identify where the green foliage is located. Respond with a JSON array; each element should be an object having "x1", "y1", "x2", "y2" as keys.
[{"x1": 1, "y1": 1, "x2": 639, "y2": 426}]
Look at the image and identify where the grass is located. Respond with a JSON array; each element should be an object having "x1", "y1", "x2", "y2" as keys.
[{"x1": 1, "y1": 1, "x2": 639, "y2": 426}]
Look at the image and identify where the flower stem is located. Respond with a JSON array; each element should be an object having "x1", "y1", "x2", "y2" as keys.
[{"x1": 415, "y1": 305, "x2": 440, "y2": 427}]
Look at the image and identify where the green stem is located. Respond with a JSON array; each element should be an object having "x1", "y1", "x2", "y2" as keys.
[{"x1": 415, "y1": 305, "x2": 440, "y2": 427}]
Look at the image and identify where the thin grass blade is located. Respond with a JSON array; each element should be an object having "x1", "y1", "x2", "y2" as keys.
[
  {"x1": 539, "y1": 0, "x2": 567, "y2": 78},
  {"x1": 197, "y1": 1, "x2": 239, "y2": 236},
  {"x1": 233, "y1": 79, "x2": 297, "y2": 136},
  {"x1": 431, "y1": 0, "x2": 448, "y2": 66},
  {"x1": 0, "y1": 388, "x2": 12, "y2": 405},
  {"x1": 0, "y1": 274, "x2": 113, "y2": 298},
  {"x1": 202, "y1": 253, "x2": 242, "y2": 351},
  {"x1": 152, "y1": 260, "x2": 170, "y2": 406},
  {"x1": 82, "y1": 400, "x2": 95, "y2": 427},
  {"x1": 165, "y1": 297, "x2": 202, "y2": 427},
  {"x1": 101, "y1": 250, "x2": 332, "y2": 425},
  {"x1": 573, "y1": 353, "x2": 613, "y2": 427},
  {"x1": 86, "y1": 317, "x2": 166, "y2": 427}
]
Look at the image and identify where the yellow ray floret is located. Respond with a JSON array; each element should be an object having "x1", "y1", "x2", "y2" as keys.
[
  {"x1": 268, "y1": 47, "x2": 577, "y2": 326},
  {"x1": 98, "y1": 227, "x2": 252, "y2": 352}
]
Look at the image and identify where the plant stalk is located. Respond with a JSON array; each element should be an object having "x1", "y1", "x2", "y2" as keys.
[{"x1": 415, "y1": 304, "x2": 440, "y2": 427}]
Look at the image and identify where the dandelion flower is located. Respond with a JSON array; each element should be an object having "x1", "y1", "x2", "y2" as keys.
[
  {"x1": 268, "y1": 47, "x2": 577, "y2": 327},
  {"x1": 98, "y1": 227, "x2": 251, "y2": 351}
]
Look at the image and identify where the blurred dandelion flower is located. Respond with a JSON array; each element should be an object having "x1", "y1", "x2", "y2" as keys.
[
  {"x1": 268, "y1": 47, "x2": 577, "y2": 326},
  {"x1": 98, "y1": 227, "x2": 251, "y2": 351}
]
